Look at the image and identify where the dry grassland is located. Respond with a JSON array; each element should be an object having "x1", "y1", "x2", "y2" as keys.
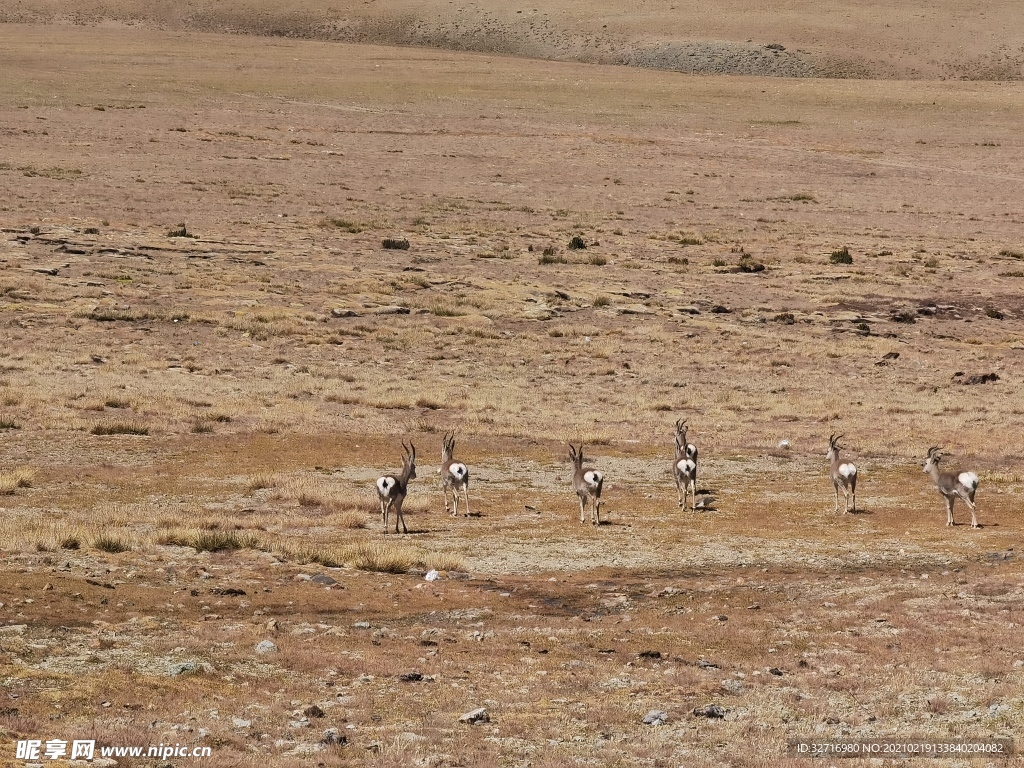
[{"x1": 0, "y1": 20, "x2": 1022, "y2": 768}]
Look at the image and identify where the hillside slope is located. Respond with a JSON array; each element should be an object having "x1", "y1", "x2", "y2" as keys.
[{"x1": 3, "y1": 0, "x2": 1024, "y2": 79}]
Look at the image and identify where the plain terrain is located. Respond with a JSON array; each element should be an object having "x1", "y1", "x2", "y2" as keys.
[{"x1": 0, "y1": 12, "x2": 1023, "y2": 768}]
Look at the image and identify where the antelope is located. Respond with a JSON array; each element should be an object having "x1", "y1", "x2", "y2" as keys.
[
  {"x1": 826, "y1": 433, "x2": 858, "y2": 513},
  {"x1": 673, "y1": 420, "x2": 698, "y2": 511},
  {"x1": 569, "y1": 443, "x2": 604, "y2": 525},
  {"x1": 376, "y1": 442, "x2": 416, "y2": 534},
  {"x1": 924, "y1": 447, "x2": 979, "y2": 528},
  {"x1": 439, "y1": 430, "x2": 470, "y2": 517}
]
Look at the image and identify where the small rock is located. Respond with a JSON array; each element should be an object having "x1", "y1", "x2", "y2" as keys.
[
  {"x1": 693, "y1": 704, "x2": 727, "y2": 719},
  {"x1": 353, "y1": 621, "x2": 371, "y2": 629},
  {"x1": 696, "y1": 659, "x2": 719, "y2": 670},
  {"x1": 168, "y1": 661, "x2": 213, "y2": 677},
  {"x1": 399, "y1": 672, "x2": 424, "y2": 682},
  {"x1": 321, "y1": 728, "x2": 347, "y2": 745},
  {"x1": 642, "y1": 710, "x2": 669, "y2": 725},
  {"x1": 0, "y1": 625, "x2": 28, "y2": 635},
  {"x1": 311, "y1": 573, "x2": 338, "y2": 586},
  {"x1": 232, "y1": 717, "x2": 252, "y2": 729},
  {"x1": 712, "y1": 614, "x2": 728, "y2": 622},
  {"x1": 304, "y1": 705, "x2": 325, "y2": 718},
  {"x1": 768, "y1": 667, "x2": 784, "y2": 676},
  {"x1": 371, "y1": 305, "x2": 410, "y2": 315},
  {"x1": 330, "y1": 308, "x2": 360, "y2": 318},
  {"x1": 285, "y1": 743, "x2": 324, "y2": 756},
  {"x1": 254, "y1": 640, "x2": 278, "y2": 654},
  {"x1": 420, "y1": 628, "x2": 443, "y2": 644},
  {"x1": 459, "y1": 707, "x2": 490, "y2": 725},
  {"x1": 617, "y1": 303, "x2": 654, "y2": 316},
  {"x1": 721, "y1": 679, "x2": 744, "y2": 693},
  {"x1": 637, "y1": 650, "x2": 662, "y2": 659},
  {"x1": 424, "y1": 570, "x2": 440, "y2": 582}
]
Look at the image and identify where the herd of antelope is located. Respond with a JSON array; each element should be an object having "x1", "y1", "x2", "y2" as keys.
[{"x1": 375, "y1": 422, "x2": 982, "y2": 533}]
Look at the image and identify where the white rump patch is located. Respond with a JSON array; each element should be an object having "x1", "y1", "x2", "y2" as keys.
[
  {"x1": 584, "y1": 470, "x2": 603, "y2": 486},
  {"x1": 958, "y1": 472, "x2": 979, "y2": 489},
  {"x1": 449, "y1": 463, "x2": 468, "y2": 480},
  {"x1": 839, "y1": 463, "x2": 857, "y2": 479},
  {"x1": 676, "y1": 459, "x2": 696, "y2": 475},
  {"x1": 377, "y1": 476, "x2": 395, "y2": 495},
  {"x1": 685, "y1": 444, "x2": 697, "y2": 460}
]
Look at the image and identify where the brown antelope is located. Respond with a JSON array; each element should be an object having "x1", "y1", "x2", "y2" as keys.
[
  {"x1": 439, "y1": 430, "x2": 470, "y2": 517},
  {"x1": 673, "y1": 420, "x2": 698, "y2": 511},
  {"x1": 924, "y1": 447, "x2": 979, "y2": 528},
  {"x1": 569, "y1": 443, "x2": 604, "y2": 525},
  {"x1": 826, "y1": 433, "x2": 858, "y2": 513},
  {"x1": 376, "y1": 442, "x2": 416, "y2": 534}
]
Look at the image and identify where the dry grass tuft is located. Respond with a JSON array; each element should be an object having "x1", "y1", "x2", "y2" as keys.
[
  {"x1": 246, "y1": 472, "x2": 280, "y2": 492},
  {"x1": 347, "y1": 540, "x2": 420, "y2": 573},
  {"x1": 156, "y1": 528, "x2": 262, "y2": 552},
  {"x1": 91, "y1": 533, "x2": 133, "y2": 553},
  {"x1": 0, "y1": 468, "x2": 35, "y2": 494},
  {"x1": 91, "y1": 421, "x2": 149, "y2": 436}
]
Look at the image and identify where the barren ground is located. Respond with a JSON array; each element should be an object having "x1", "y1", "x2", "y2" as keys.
[{"x1": 0, "y1": 17, "x2": 1023, "y2": 768}]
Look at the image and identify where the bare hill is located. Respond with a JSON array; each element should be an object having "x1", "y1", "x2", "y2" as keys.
[{"x1": 3, "y1": 0, "x2": 1024, "y2": 80}]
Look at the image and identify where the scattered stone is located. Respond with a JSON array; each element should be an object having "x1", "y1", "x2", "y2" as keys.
[
  {"x1": 637, "y1": 650, "x2": 663, "y2": 659},
  {"x1": 353, "y1": 621, "x2": 371, "y2": 629},
  {"x1": 420, "y1": 628, "x2": 443, "y2": 645},
  {"x1": 289, "y1": 719, "x2": 311, "y2": 729},
  {"x1": 959, "y1": 372, "x2": 1000, "y2": 385},
  {"x1": 304, "y1": 705, "x2": 325, "y2": 718},
  {"x1": 693, "y1": 704, "x2": 727, "y2": 719},
  {"x1": 330, "y1": 308, "x2": 360, "y2": 318},
  {"x1": 710, "y1": 304, "x2": 731, "y2": 313},
  {"x1": 617, "y1": 304, "x2": 654, "y2": 316},
  {"x1": 285, "y1": 743, "x2": 323, "y2": 756},
  {"x1": 266, "y1": 618, "x2": 279, "y2": 634},
  {"x1": 254, "y1": 640, "x2": 278, "y2": 654},
  {"x1": 768, "y1": 667, "x2": 784, "y2": 676},
  {"x1": 424, "y1": 570, "x2": 440, "y2": 582},
  {"x1": 642, "y1": 710, "x2": 669, "y2": 725},
  {"x1": 321, "y1": 728, "x2": 347, "y2": 745},
  {"x1": 382, "y1": 237, "x2": 410, "y2": 250},
  {"x1": 712, "y1": 614, "x2": 728, "y2": 622},
  {"x1": 399, "y1": 672, "x2": 425, "y2": 682},
  {"x1": 696, "y1": 659, "x2": 720, "y2": 670},
  {"x1": 168, "y1": 661, "x2": 214, "y2": 677},
  {"x1": 371, "y1": 305, "x2": 410, "y2": 315},
  {"x1": 459, "y1": 707, "x2": 490, "y2": 725},
  {"x1": 721, "y1": 679, "x2": 744, "y2": 693},
  {"x1": 232, "y1": 717, "x2": 252, "y2": 729},
  {"x1": 0, "y1": 625, "x2": 28, "y2": 635},
  {"x1": 311, "y1": 573, "x2": 338, "y2": 586}
]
